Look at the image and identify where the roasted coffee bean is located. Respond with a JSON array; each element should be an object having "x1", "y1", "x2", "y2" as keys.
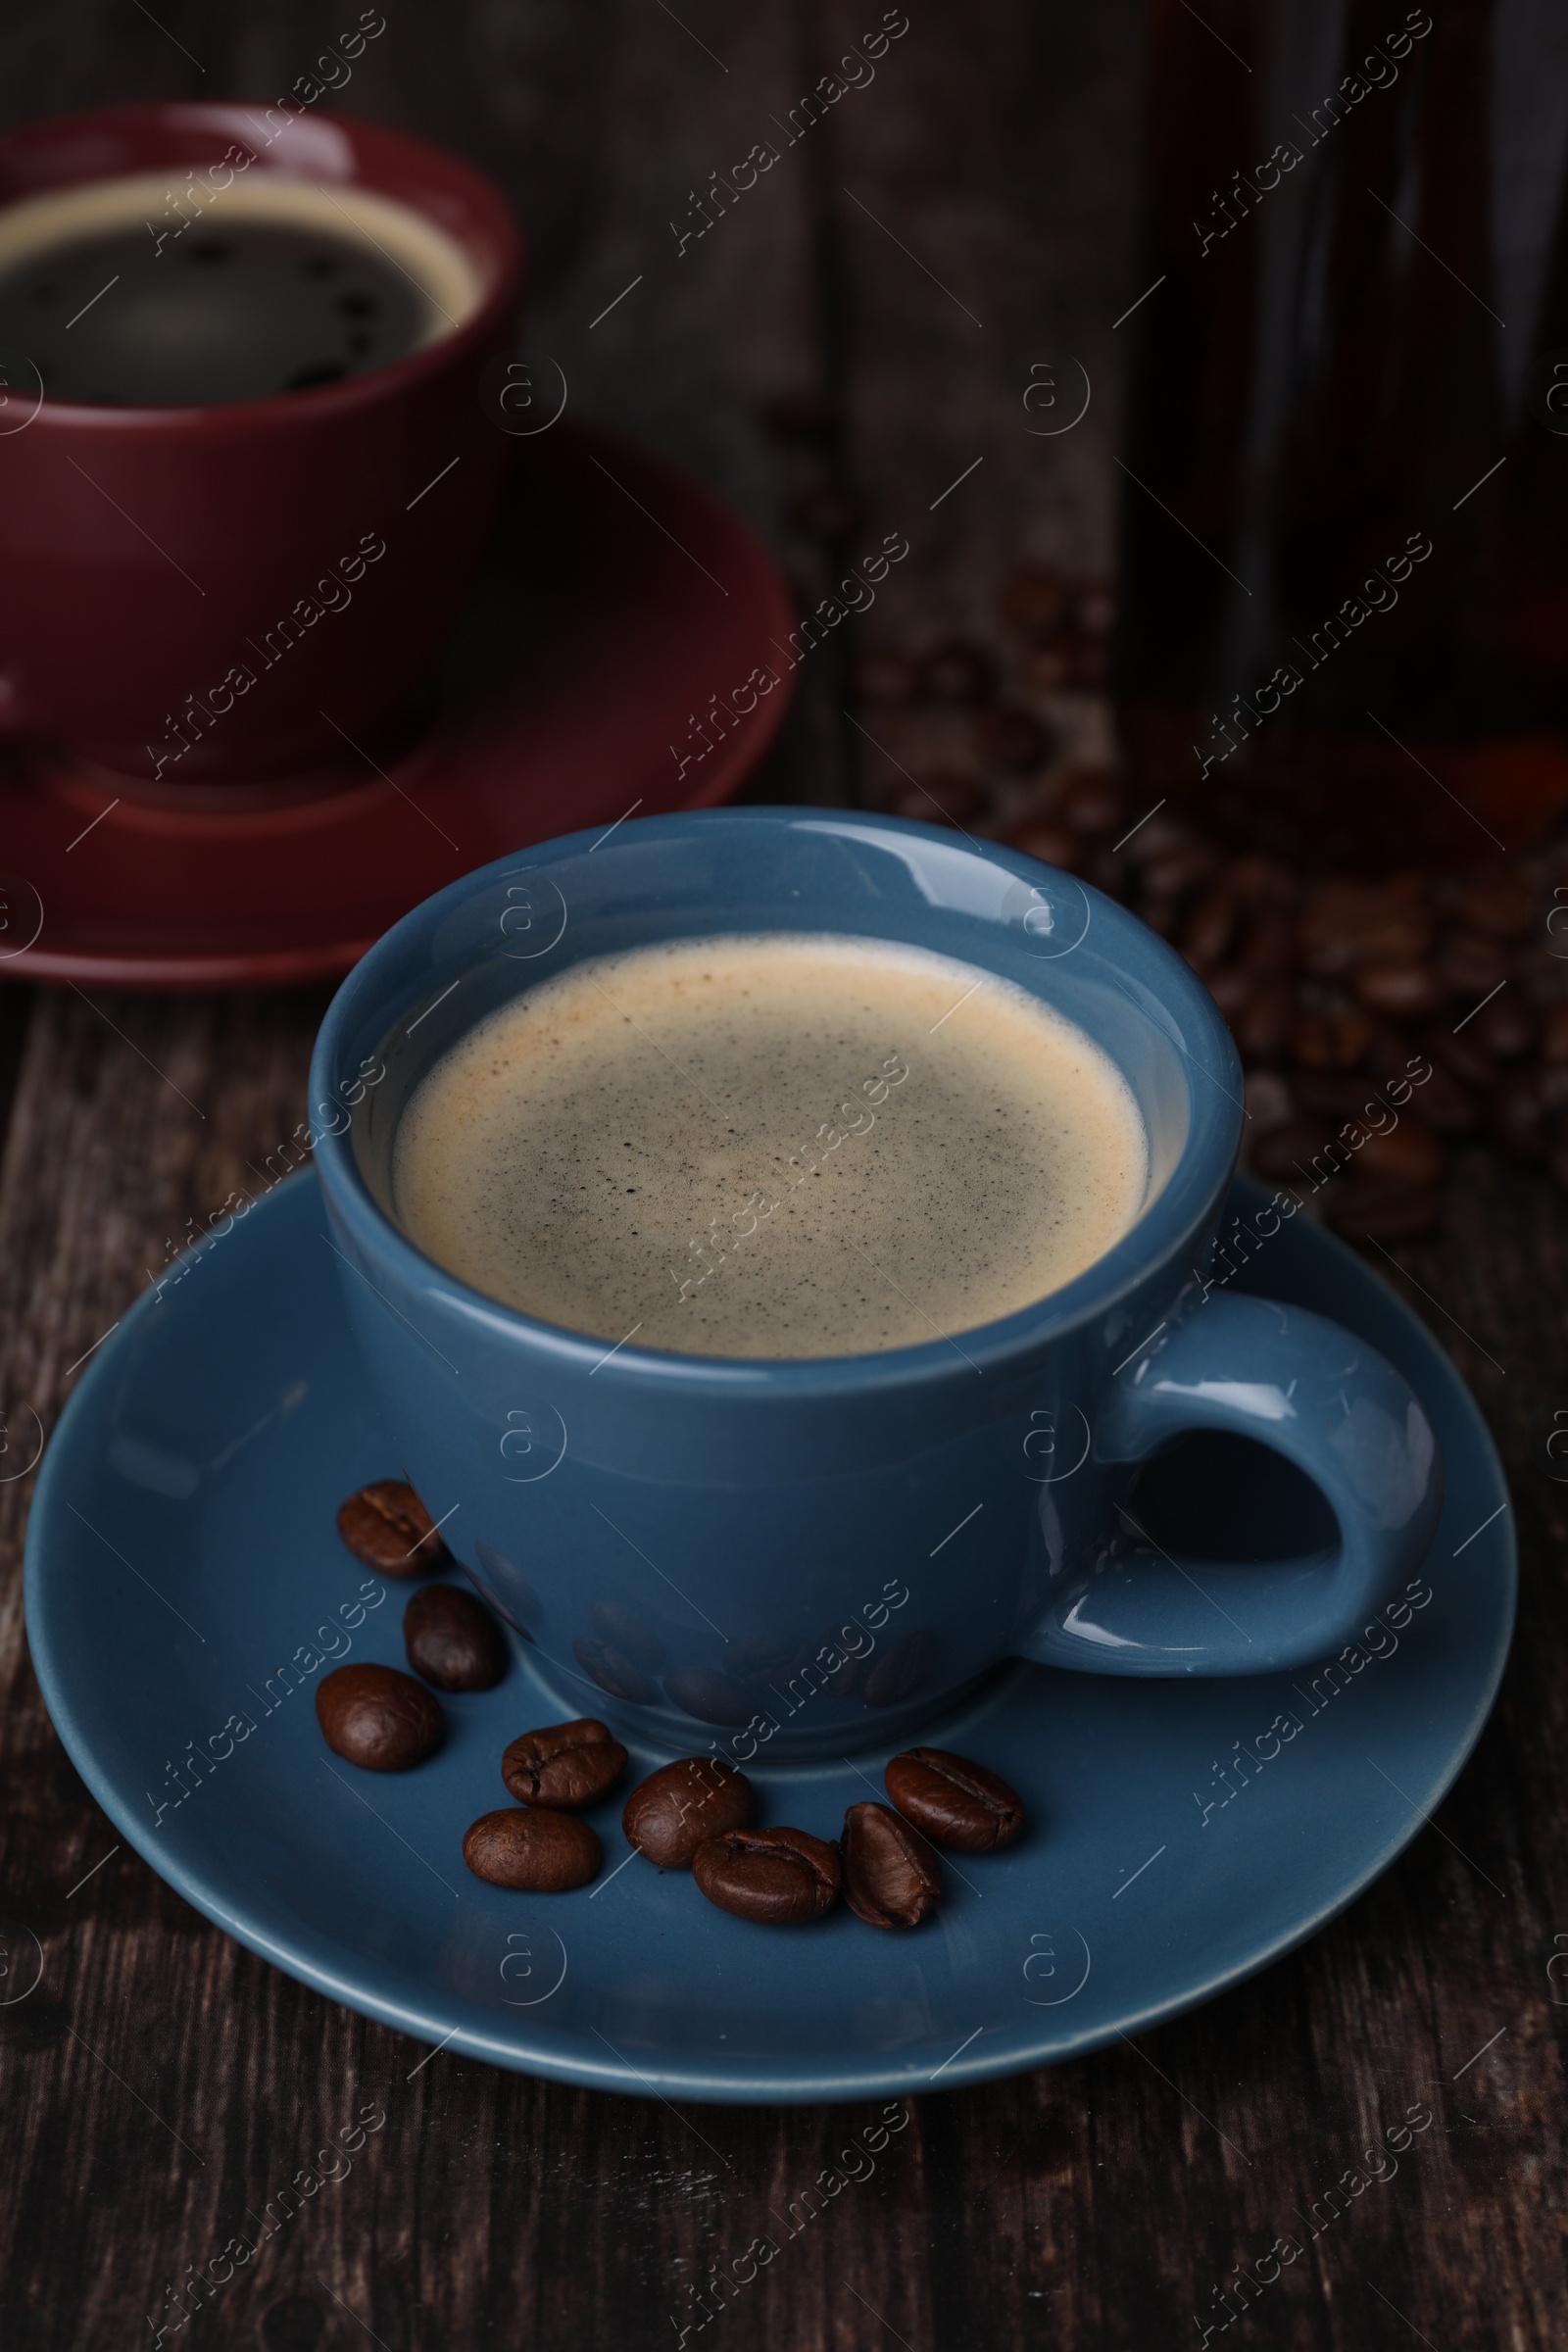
[
  {"x1": 463, "y1": 1807, "x2": 601, "y2": 1891},
  {"x1": 663, "y1": 1664, "x2": 756, "y2": 1726},
  {"x1": 1136, "y1": 839, "x2": 1218, "y2": 899},
  {"x1": 502, "y1": 1718, "x2": 628, "y2": 1810},
  {"x1": 976, "y1": 703, "x2": 1053, "y2": 773},
  {"x1": 1542, "y1": 1003, "x2": 1568, "y2": 1064},
  {"x1": 919, "y1": 637, "x2": 997, "y2": 705},
  {"x1": 1467, "y1": 991, "x2": 1536, "y2": 1063},
  {"x1": 1290, "y1": 1010, "x2": 1374, "y2": 1071},
  {"x1": 590, "y1": 1598, "x2": 665, "y2": 1674},
  {"x1": 1232, "y1": 979, "x2": 1293, "y2": 1063},
  {"x1": 885, "y1": 1747, "x2": 1024, "y2": 1851},
  {"x1": 317, "y1": 1663, "x2": 443, "y2": 1771},
  {"x1": 336, "y1": 1481, "x2": 451, "y2": 1575},
  {"x1": 1548, "y1": 1140, "x2": 1568, "y2": 1194},
  {"x1": 1004, "y1": 819, "x2": 1078, "y2": 871},
  {"x1": 1249, "y1": 1116, "x2": 1334, "y2": 1186},
  {"x1": 1239, "y1": 911, "x2": 1294, "y2": 971},
  {"x1": 403, "y1": 1583, "x2": 507, "y2": 1691},
  {"x1": 623, "y1": 1757, "x2": 756, "y2": 1868},
  {"x1": 693, "y1": 1826, "x2": 841, "y2": 1925},
  {"x1": 1354, "y1": 1119, "x2": 1445, "y2": 1188},
  {"x1": 1228, "y1": 855, "x2": 1296, "y2": 909},
  {"x1": 1301, "y1": 879, "x2": 1432, "y2": 968},
  {"x1": 1350, "y1": 961, "x2": 1447, "y2": 1022},
  {"x1": 999, "y1": 564, "x2": 1071, "y2": 642},
  {"x1": 572, "y1": 1637, "x2": 658, "y2": 1707},
  {"x1": 841, "y1": 1801, "x2": 941, "y2": 1930},
  {"x1": 1180, "y1": 886, "x2": 1237, "y2": 972},
  {"x1": 1321, "y1": 1178, "x2": 1442, "y2": 1241}
]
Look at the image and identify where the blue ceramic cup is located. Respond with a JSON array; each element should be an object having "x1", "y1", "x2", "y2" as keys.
[{"x1": 310, "y1": 809, "x2": 1443, "y2": 1761}]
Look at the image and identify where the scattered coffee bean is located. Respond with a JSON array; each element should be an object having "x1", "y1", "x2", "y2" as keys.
[
  {"x1": 463, "y1": 1807, "x2": 601, "y2": 1891},
  {"x1": 1180, "y1": 885, "x2": 1237, "y2": 972},
  {"x1": 1351, "y1": 960, "x2": 1447, "y2": 1023},
  {"x1": 1321, "y1": 1177, "x2": 1444, "y2": 1241},
  {"x1": 403, "y1": 1584, "x2": 508, "y2": 1691},
  {"x1": 841, "y1": 1801, "x2": 942, "y2": 1931},
  {"x1": 317, "y1": 1663, "x2": 443, "y2": 1771},
  {"x1": 623, "y1": 1757, "x2": 756, "y2": 1868},
  {"x1": 336, "y1": 1481, "x2": 452, "y2": 1575},
  {"x1": 1290, "y1": 1010, "x2": 1374, "y2": 1071},
  {"x1": 693, "y1": 1827, "x2": 842, "y2": 1925},
  {"x1": 885, "y1": 1747, "x2": 1024, "y2": 1851},
  {"x1": 502, "y1": 1718, "x2": 627, "y2": 1810}
]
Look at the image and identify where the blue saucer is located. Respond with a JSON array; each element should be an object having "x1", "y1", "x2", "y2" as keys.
[{"x1": 24, "y1": 1172, "x2": 1514, "y2": 2104}]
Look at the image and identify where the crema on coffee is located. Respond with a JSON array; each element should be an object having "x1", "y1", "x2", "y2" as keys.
[{"x1": 392, "y1": 934, "x2": 1148, "y2": 1359}]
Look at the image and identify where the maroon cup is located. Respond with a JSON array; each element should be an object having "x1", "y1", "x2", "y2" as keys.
[{"x1": 0, "y1": 103, "x2": 521, "y2": 789}]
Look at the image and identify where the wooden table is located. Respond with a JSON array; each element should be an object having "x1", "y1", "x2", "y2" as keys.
[{"x1": 1, "y1": 7, "x2": 1562, "y2": 2346}]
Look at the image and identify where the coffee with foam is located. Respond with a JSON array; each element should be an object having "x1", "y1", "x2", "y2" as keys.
[{"x1": 392, "y1": 934, "x2": 1149, "y2": 1360}]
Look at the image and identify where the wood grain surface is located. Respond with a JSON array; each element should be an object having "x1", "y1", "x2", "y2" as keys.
[{"x1": 1, "y1": 6, "x2": 1564, "y2": 2349}]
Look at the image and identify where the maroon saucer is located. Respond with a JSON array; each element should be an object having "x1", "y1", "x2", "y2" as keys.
[{"x1": 2, "y1": 423, "x2": 796, "y2": 988}]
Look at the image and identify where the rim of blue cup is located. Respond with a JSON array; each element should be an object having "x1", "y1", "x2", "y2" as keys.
[{"x1": 309, "y1": 808, "x2": 1244, "y2": 1397}]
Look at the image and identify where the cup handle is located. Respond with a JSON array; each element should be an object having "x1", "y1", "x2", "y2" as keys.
[{"x1": 1017, "y1": 1292, "x2": 1444, "y2": 1677}]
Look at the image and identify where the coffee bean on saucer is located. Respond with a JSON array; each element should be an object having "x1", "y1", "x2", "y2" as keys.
[
  {"x1": 885, "y1": 1747, "x2": 1024, "y2": 1851},
  {"x1": 693, "y1": 1827, "x2": 841, "y2": 1925},
  {"x1": 623, "y1": 1757, "x2": 755, "y2": 1869},
  {"x1": 317, "y1": 1663, "x2": 443, "y2": 1771},
  {"x1": 502, "y1": 1718, "x2": 628, "y2": 1810},
  {"x1": 841, "y1": 1801, "x2": 941, "y2": 1931},
  {"x1": 337, "y1": 1481, "x2": 451, "y2": 1575},
  {"x1": 403, "y1": 1584, "x2": 508, "y2": 1691},
  {"x1": 463, "y1": 1807, "x2": 601, "y2": 1892}
]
